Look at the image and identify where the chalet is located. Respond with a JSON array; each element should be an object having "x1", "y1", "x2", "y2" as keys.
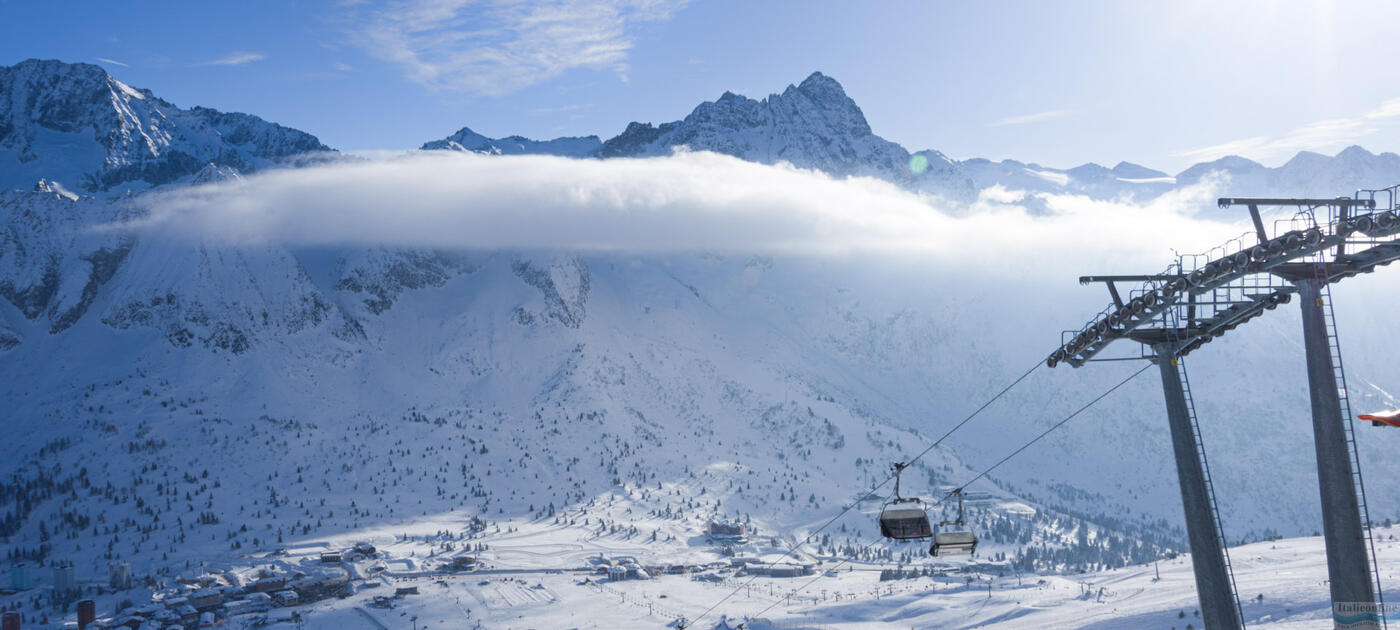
[
  {"x1": 272, "y1": 590, "x2": 299, "y2": 606},
  {"x1": 224, "y1": 593, "x2": 272, "y2": 616},
  {"x1": 174, "y1": 603, "x2": 199, "y2": 626},
  {"x1": 394, "y1": 586, "x2": 418, "y2": 597},
  {"x1": 448, "y1": 556, "x2": 476, "y2": 571},
  {"x1": 707, "y1": 520, "x2": 747, "y2": 538},
  {"x1": 765, "y1": 564, "x2": 814, "y2": 578},
  {"x1": 319, "y1": 552, "x2": 342, "y2": 564},
  {"x1": 111, "y1": 614, "x2": 145, "y2": 629},
  {"x1": 251, "y1": 576, "x2": 287, "y2": 593},
  {"x1": 188, "y1": 589, "x2": 224, "y2": 611},
  {"x1": 606, "y1": 566, "x2": 627, "y2": 581}
]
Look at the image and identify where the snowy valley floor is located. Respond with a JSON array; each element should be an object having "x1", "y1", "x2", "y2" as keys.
[
  {"x1": 267, "y1": 532, "x2": 1400, "y2": 629},
  {"x1": 23, "y1": 517, "x2": 1400, "y2": 630}
]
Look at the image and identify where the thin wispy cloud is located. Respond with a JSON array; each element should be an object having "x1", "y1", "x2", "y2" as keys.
[
  {"x1": 95, "y1": 57, "x2": 128, "y2": 67},
  {"x1": 1362, "y1": 97, "x2": 1400, "y2": 121},
  {"x1": 529, "y1": 103, "x2": 592, "y2": 116},
  {"x1": 349, "y1": 0, "x2": 689, "y2": 96},
  {"x1": 1176, "y1": 96, "x2": 1400, "y2": 163},
  {"x1": 989, "y1": 109, "x2": 1072, "y2": 127},
  {"x1": 196, "y1": 51, "x2": 267, "y2": 67}
]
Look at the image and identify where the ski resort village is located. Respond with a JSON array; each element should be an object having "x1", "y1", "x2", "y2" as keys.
[{"x1": 8, "y1": 2, "x2": 1400, "y2": 629}]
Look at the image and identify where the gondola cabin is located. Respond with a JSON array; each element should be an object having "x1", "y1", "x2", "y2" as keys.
[
  {"x1": 930, "y1": 530, "x2": 978, "y2": 557},
  {"x1": 879, "y1": 462, "x2": 933, "y2": 540},
  {"x1": 879, "y1": 503, "x2": 933, "y2": 540}
]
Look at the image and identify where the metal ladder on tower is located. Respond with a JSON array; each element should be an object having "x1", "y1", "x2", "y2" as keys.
[
  {"x1": 1163, "y1": 284, "x2": 1247, "y2": 627},
  {"x1": 1313, "y1": 260, "x2": 1388, "y2": 629}
]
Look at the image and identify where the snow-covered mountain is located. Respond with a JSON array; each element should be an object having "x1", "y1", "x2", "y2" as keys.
[
  {"x1": 597, "y1": 73, "x2": 962, "y2": 189},
  {"x1": 0, "y1": 59, "x2": 331, "y2": 193},
  {"x1": 422, "y1": 72, "x2": 1400, "y2": 207},
  {"x1": 1176, "y1": 145, "x2": 1400, "y2": 198},
  {"x1": 419, "y1": 125, "x2": 601, "y2": 157},
  {"x1": 7, "y1": 62, "x2": 1400, "y2": 627}
]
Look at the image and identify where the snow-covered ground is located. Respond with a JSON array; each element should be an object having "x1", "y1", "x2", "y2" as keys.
[
  {"x1": 235, "y1": 532, "x2": 1400, "y2": 629},
  {"x1": 22, "y1": 528, "x2": 1395, "y2": 629},
  {"x1": 11, "y1": 495, "x2": 1400, "y2": 630}
]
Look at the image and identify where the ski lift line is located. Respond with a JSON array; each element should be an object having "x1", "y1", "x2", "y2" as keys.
[
  {"x1": 702, "y1": 362, "x2": 1150, "y2": 628},
  {"x1": 899, "y1": 359, "x2": 1045, "y2": 485},
  {"x1": 686, "y1": 358, "x2": 1043, "y2": 628},
  {"x1": 745, "y1": 362, "x2": 1152, "y2": 622},
  {"x1": 944, "y1": 362, "x2": 1152, "y2": 499}
]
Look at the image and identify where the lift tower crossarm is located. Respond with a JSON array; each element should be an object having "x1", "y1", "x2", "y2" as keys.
[
  {"x1": 1053, "y1": 201, "x2": 1400, "y2": 368},
  {"x1": 1080, "y1": 273, "x2": 1181, "y2": 308},
  {"x1": 1219, "y1": 197, "x2": 1375, "y2": 258},
  {"x1": 1217, "y1": 198, "x2": 1374, "y2": 207}
]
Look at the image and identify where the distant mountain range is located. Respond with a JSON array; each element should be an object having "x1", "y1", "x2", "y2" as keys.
[
  {"x1": 3, "y1": 58, "x2": 1397, "y2": 202},
  {"x1": 419, "y1": 71, "x2": 1400, "y2": 204}
]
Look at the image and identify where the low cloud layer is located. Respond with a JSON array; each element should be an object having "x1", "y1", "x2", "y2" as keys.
[{"x1": 127, "y1": 150, "x2": 1251, "y2": 270}]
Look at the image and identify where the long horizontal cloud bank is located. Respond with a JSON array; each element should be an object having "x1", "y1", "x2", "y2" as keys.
[{"x1": 127, "y1": 150, "x2": 1250, "y2": 266}]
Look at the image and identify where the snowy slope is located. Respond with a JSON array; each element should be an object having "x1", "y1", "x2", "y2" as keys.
[
  {"x1": 0, "y1": 184, "x2": 135, "y2": 335},
  {"x1": 0, "y1": 59, "x2": 331, "y2": 192}
]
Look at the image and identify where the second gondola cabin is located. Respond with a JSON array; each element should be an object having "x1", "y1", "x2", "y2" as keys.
[{"x1": 930, "y1": 530, "x2": 977, "y2": 557}]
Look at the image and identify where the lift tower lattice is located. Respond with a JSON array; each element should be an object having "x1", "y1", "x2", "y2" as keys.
[{"x1": 1048, "y1": 191, "x2": 1400, "y2": 630}]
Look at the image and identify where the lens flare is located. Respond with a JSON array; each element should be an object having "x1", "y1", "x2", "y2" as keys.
[{"x1": 908, "y1": 153, "x2": 929, "y2": 174}]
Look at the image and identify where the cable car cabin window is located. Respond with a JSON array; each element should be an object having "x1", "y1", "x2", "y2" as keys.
[
  {"x1": 930, "y1": 530, "x2": 978, "y2": 557},
  {"x1": 878, "y1": 505, "x2": 932, "y2": 540}
]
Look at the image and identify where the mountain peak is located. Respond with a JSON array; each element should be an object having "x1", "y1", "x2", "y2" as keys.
[
  {"x1": 32, "y1": 178, "x2": 79, "y2": 200},
  {"x1": 597, "y1": 71, "x2": 900, "y2": 177},
  {"x1": 1111, "y1": 161, "x2": 1170, "y2": 179},
  {"x1": 798, "y1": 71, "x2": 842, "y2": 93},
  {"x1": 0, "y1": 58, "x2": 331, "y2": 192},
  {"x1": 421, "y1": 125, "x2": 601, "y2": 157},
  {"x1": 787, "y1": 71, "x2": 853, "y2": 108},
  {"x1": 11, "y1": 57, "x2": 109, "y2": 81},
  {"x1": 1336, "y1": 144, "x2": 1374, "y2": 160}
]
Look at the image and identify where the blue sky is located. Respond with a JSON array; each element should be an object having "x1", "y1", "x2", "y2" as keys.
[{"x1": 4, "y1": 0, "x2": 1400, "y2": 172}]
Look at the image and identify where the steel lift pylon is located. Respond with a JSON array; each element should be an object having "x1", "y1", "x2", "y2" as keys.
[{"x1": 1048, "y1": 191, "x2": 1400, "y2": 629}]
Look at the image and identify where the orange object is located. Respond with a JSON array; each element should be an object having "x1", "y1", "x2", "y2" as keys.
[{"x1": 1358, "y1": 409, "x2": 1400, "y2": 427}]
